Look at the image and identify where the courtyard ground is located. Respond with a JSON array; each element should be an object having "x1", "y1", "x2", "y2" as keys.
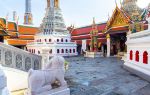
[{"x1": 65, "y1": 56, "x2": 150, "y2": 95}]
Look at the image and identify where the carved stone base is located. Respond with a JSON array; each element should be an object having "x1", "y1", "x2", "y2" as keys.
[{"x1": 85, "y1": 51, "x2": 103, "y2": 58}]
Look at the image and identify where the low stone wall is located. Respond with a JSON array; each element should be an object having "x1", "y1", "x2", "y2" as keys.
[{"x1": 0, "y1": 43, "x2": 42, "y2": 71}]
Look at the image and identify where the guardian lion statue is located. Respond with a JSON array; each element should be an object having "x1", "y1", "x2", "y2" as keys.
[{"x1": 28, "y1": 56, "x2": 67, "y2": 95}]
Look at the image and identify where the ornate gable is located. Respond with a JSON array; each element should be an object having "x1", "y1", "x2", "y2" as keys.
[
  {"x1": 111, "y1": 10, "x2": 129, "y2": 27},
  {"x1": 104, "y1": 6, "x2": 130, "y2": 33}
]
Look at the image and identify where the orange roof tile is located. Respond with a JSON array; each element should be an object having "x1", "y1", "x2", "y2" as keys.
[
  {"x1": 18, "y1": 25, "x2": 39, "y2": 35},
  {"x1": 19, "y1": 35, "x2": 34, "y2": 40},
  {"x1": 0, "y1": 18, "x2": 6, "y2": 29},
  {"x1": 7, "y1": 31, "x2": 18, "y2": 37},
  {"x1": 8, "y1": 22, "x2": 17, "y2": 31},
  {"x1": 7, "y1": 39, "x2": 33, "y2": 46}
]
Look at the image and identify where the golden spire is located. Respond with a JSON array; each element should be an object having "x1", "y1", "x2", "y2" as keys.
[
  {"x1": 47, "y1": 0, "x2": 50, "y2": 8},
  {"x1": 55, "y1": 0, "x2": 59, "y2": 8},
  {"x1": 115, "y1": 0, "x2": 117, "y2": 7},
  {"x1": 93, "y1": 17, "x2": 96, "y2": 25},
  {"x1": 92, "y1": 17, "x2": 98, "y2": 32}
]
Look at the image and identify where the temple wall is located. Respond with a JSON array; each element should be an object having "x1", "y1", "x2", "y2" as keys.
[
  {"x1": 124, "y1": 29, "x2": 150, "y2": 82},
  {"x1": 0, "y1": 42, "x2": 42, "y2": 72}
]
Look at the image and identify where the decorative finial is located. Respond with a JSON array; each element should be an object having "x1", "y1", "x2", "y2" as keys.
[
  {"x1": 16, "y1": 16, "x2": 19, "y2": 25},
  {"x1": 6, "y1": 13, "x2": 9, "y2": 21},
  {"x1": 55, "y1": 0, "x2": 59, "y2": 8},
  {"x1": 47, "y1": 0, "x2": 50, "y2": 8},
  {"x1": 115, "y1": 0, "x2": 117, "y2": 7},
  {"x1": 120, "y1": 0, "x2": 123, "y2": 8},
  {"x1": 93, "y1": 17, "x2": 96, "y2": 25},
  {"x1": 108, "y1": 13, "x2": 110, "y2": 20}
]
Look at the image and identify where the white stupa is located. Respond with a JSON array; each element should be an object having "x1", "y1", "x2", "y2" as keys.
[{"x1": 27, "y1": 0, "x2": 77, "y2": 58}]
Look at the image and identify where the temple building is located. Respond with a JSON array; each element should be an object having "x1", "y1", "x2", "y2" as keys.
[
  {"x1": 27, "y1": 0, "x2": 77, "y2": 58},
  {"x1": 0, "y1": 0, "x2": 39, "y2": 50},
  {"x1": 69, "y1": 22, "x2": 107, "y2": 55},
  {"x1": 70, "y1": 0, "x2": 149, "y2": 57},
  {"x1": 104, "y1": 0, "x2": 148, "y2": 57},
  {"x1": 0, "y1": 17, "x2": 39, "y2": 49}
]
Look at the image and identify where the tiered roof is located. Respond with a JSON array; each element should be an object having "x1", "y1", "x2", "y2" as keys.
[
  {"x1": 104, "y1": 6, "x2": 130, "y2": 34},
  {"x1": 8, "y1": 22, "x2": 17, "y2": 31},
  {"x1": 0, "y1": 18, "x2": 8, "y2": 36},
  {"x1": 0, "y1": 18, "x2": 39, "y2": 46},
  {"x1": 7, "y1": 25, "x2": 39, "y2": 46}
]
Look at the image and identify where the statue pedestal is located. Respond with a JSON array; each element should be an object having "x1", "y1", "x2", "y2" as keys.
[{"x1": 85, "y1": 51, "x2": 103, "y2": 58}]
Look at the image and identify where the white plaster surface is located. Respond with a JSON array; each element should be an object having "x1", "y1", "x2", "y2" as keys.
[{"x1": 2, "y1": 67, "x2": 28, "y2": 92}]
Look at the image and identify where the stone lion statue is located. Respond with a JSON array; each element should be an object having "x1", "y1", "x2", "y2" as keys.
[{"x1": 28, "y1": 56, "x2": 67, "y2": 95}]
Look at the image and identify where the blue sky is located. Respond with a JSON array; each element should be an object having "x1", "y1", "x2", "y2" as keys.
[{"x1": 0, "y1": 0, "x2": 149, "y2": 27}]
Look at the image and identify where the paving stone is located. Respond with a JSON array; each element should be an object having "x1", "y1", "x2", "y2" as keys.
[{"x1": 65, "y1": 56, "x2": 150, "y2": 95}]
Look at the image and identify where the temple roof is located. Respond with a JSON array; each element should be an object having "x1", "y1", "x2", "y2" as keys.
[
  {"x1": 72, "y1": 23, "x2": 106, "y2": 36},
  {"x1": 18, "y1": 35, "x2": 34, "y2": 40},
  {"x1": 104, "y1": 6, "x2": 130, "y2": 34},
  {"x1": 7, "y1": 39, "x2": 33, "y2": 46},
  {"x1": 18, "y1": 25, "x2": 39, "y2": 35},
  {"x1": 8, "y1": 22, "x2": 17, "y2": 32},
  {"x1": 0, "y1": 19, "x2": 8, "y2": 36},
  {"x1": 0, "y1": 18, "x2": 6, "y2": 29}
]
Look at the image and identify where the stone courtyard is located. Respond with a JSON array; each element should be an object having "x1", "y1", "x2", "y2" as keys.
[{"x1": 65, "y1": 56, "x2": 150, "y2": 95}]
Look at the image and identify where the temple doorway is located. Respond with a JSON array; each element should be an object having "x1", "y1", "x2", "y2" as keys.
[
  {"x1": 77, "y1": 44, "x2": 82, "y2": 55},
  {"x1": 110, "y1": 33, "x2": 127, "y2": 56},
  {"x1": 0, "y1": 36, "x2": 4, "y2": 42}
]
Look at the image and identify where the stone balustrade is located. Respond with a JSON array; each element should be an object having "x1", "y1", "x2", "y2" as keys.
[{"x1": 0, "y1": 42, "x2": 42, "y2": 72}]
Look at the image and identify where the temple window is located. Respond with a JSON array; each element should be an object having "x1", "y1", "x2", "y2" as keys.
[
  {"x1": 70, "y1": 49, "x2": 72, "y2": 53},
  {"x1": 45, "y1": 39, "x2": 47, "y2": 42},
  {"x1": 49, "y1": 39, "x2": 51, "y2": 42},
  {"x1": 61, "y1": 38, "x2": 63, "y2": 42},
  {"x1": 66, "y1": 49, "x2": 68, "y2": 53},
  {"x1": 57, "y1": 49, "x2": 60, "y2": 53},
  {"x1": 49, "y1": 49, "x2": 52, "y2": 54},
  {"x1": 73, "y1": 49, "x2": 75, "y2": 53},
  {"x1": 66, "y1": 39, "x2": 68, "y2": 42},
  {"x1": 135, "y1": 51, "x2": 139, "y2": 62},
  {"x1": 61, "y1": 49, "x2": 64, "y2": 53},
  {"x1": 57, "y1": 39, "x2": 59, "y2": 42},
  {"x1": 130, "y1": 50, "x2": 133, "y2": 60},
  {"x1": 143, "y1": 51, "x2": 148, "y2": 64}
]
